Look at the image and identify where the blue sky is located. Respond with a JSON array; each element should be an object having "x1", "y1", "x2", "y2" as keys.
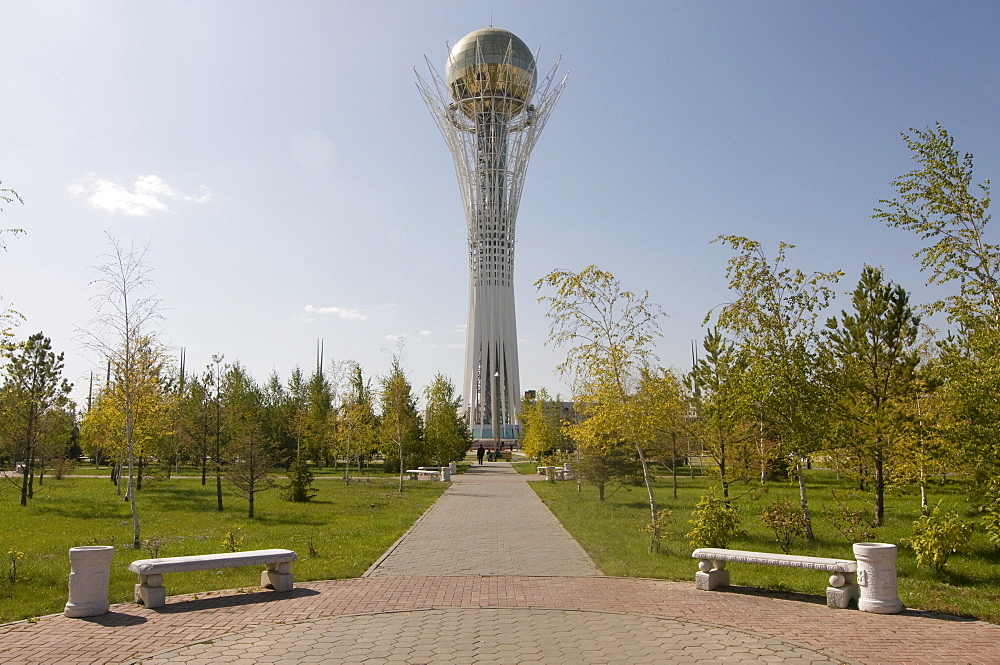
[{"x1": 2, "y1": 1, "x2": 998, "y2": 405}]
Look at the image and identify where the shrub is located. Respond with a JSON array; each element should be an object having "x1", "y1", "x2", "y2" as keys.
[
  {"x1": 687, "y1": 488, "x2": 745, "y2": 549},
  {"x1": 760, "y1": 499, "x2": 807, "y2": 554},
  {"x1": 285, "y1": 455, "x2": 317, "y2": 502},
  {"x1": 821, "y1": 490, "x2": 878, "y2": 545},
  {"x1": 221, "y1": 529, "x2": 245, "y2": 553},
  {"x1": 906, "y1": 507, "x2": 974, "y2": 571}
]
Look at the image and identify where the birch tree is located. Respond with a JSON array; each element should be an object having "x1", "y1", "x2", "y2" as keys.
[
  {"x1": 378, "y1": 355, "x2": 422, "y2": 491},
  {"x1": 709, "y1": 236, "x2": 842, "y2": 540},
  {"x1": 83, "y1": 237, "x2": 163, "y2": 548},
  {"x1": 536, "y1": 265, "x2": 667, "y2": 551}
]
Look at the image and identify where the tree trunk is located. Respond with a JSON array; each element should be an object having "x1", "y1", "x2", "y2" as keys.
[
  {"x1": 19, "y1": 456, "x2": 29, "y2": 507},
  {"x1": 795, "y1": 456, "x2": 814, "y2": 541},
  {"x1": 671, "y1": 432, "x2": 678, "y2": 499},
  {"x1": 874, "y1": 450, "x2": 885, "y2": 526},
  {"x1": 634, "y1": 443, "x2": 659, "y2": 552}
]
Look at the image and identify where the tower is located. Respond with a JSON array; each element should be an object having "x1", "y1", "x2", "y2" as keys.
[{"x1": 418, "y1": 28, "x2": 566, "y2": 442}]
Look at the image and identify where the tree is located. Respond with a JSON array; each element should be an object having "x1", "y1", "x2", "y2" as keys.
[
  {"x1": 709, "y1": 236, "x2": 842, "y2": 540},
  {"x1": 874, "y1": 123, "x2": 999, "y2": 325},
  {"x1": 0, "y1": 333, "x2": 73, "y2": 505},
  {"x1": 82, "y1": 237, "x2": 163, "y2": 548},
  {"x1": 536, "y1": 265, "x2": 667, "y2": 551},
  {"x1": 687, "y1": 329, "x2": 755, "y2": 499},
  {"x1": 337, "y1": 363, "x2": 378, "y2": 483},
  {"x1": 222, "y1": 363, "x2": 276, "y2": 518},
  {"x1": 80, "y1": 337, "x2": 170, "y2": 495},
  {"x1": 517, "y1": 389, "x2": 567, "y2": 462},
  {"x1": 177, "y1": 373, "x2": 215, "y2": 485},
  {"x1": 874, "y1": 124, "x2": 1000, "y2": 501},
  {"x1": 826, "y1": 266, "x2": 921, "y2": 525},
  {"x1": 305, "y1": 367, "x2": 335, "y2": 467},
  {"x1": 378, "y1": 355, "x2": 422, "y2": 491},
  {"x1": 635, "y1": 368, "x2": 689, "y2": 499},
  {"x1": 423, "y1": 373, "x2": 472, "y2": 466}
]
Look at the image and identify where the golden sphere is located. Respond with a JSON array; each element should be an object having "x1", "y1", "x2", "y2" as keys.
[{"x1": 445, "y1": 28, "x2": 536, "y2": 118}]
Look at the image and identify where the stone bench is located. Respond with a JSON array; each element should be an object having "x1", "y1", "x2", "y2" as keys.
[
  {"x1": 537, "y1": 465, "x2": 573, "y2": 480},
  {"x1": 406, "y1": 469, "x2": 443, "y2": 481},
  {"x1": 129, "y1": 548, "x2": 297, "y2": 608},
  {"x1": 418, "y1": 465, "x2": 453, "y2": 480},
  {"x1": 692, "y1": 547, "x2": 858, "y2": 609}
]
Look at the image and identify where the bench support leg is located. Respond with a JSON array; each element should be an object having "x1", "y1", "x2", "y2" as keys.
[
  {"x1": 134, "y1": 574, "x2": 166, "y2": 608},
  {"x1": 262, "y1": 562, "x2": 294, "y2": 592},
  {"x1": 826, "y1": 572, "x2": 859, "y2": 609},
  {"x1": 695, "y1": 559, "x2": 729, "y2": 591}
]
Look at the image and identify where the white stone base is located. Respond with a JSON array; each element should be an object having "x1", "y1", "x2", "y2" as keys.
[
  {"x1": 261, "y1": 570, "x2": 294, "y2": 592},
  {"x1": 63, "y1": 599, "x2": 110, "y2": 618},
  {"x1": 826, "y1": 583, "x2": 859, "y2": 609},
  {"x1": 134, "y1": 583, "x2": 167, "y2": 608},
  {"x1": 695, "y1": 569, "x2": 729, "y2": 591}
]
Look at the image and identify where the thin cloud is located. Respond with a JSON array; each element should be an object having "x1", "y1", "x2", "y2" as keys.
[
  {"x1": 69, "y1": 174, "x2": 211, "y2": 216},
  {"x1": 419, "y1": 330, "x2": 431, "y2": 336},
  {"x1": 303, "y1": 305, "x2": 367, "y2": 321},
  {"x1": 384, "y1": 333, "x2": 408, "y2": 341}
]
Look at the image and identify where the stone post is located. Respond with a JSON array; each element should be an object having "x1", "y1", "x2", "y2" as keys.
[
  {"x1": 64, "y1": 546, "x2": 115, "y2": 618},
  {"x1": 854, "y1": 542, "x2": 903, "y2": 614},
  {"x1": 441, "y1": 466, "x2": 452, "y2": 481},
  {"x1": 449, "y1": 461, "x2": 457, "y2": 475}
]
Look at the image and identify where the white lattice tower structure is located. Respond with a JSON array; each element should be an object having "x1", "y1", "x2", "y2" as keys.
[{"x1": 417, "y1": 28, "x2": 566, "y2": 442}]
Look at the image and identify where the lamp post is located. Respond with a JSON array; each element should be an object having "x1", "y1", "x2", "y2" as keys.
[{"x1": 492, "y1": 371, "x2": 500, "y2": 456}]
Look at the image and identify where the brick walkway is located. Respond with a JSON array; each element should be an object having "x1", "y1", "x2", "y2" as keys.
[{"x1": 0, "y1": 461, "x2": 997, "y2": 664}]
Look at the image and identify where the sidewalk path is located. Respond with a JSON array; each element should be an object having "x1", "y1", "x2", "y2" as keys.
[
  {"x1": 0, "y1": 460, "x2": 998, "y2": 664},
  {"x1": 364, "y1": 461, "x2": 600, "y2": 577}
]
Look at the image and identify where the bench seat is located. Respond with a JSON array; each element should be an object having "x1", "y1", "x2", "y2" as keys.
[
  {"x1": 692, "y1": 547, "x2": 858, "y2": 609},
  {"x1": 129, "y1": 548, "x2": 297, "y2": 608},
  {"x1": 406, "y1": 469, "x2": 445, "y2": 481}
]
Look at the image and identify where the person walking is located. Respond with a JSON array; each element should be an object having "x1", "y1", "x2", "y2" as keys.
[{"x1": 477, "y1": 444, "x2": 486, "y2": 465}]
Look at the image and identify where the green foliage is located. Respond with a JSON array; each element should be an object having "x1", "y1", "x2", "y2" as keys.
[
  {"x1": 978, "y1": 479, "x2": 1000, "y2": 549},
  {"x1": 825, "y1": 265, "x2": 920, "y2": 525},
  {"x1": 222, "y1": 363, "x2": 276, "y2": 518},
  {"x1": 285, "y1": 454, "x2": 317, "y2": 502},
  {"x1": 687, "y1": 488, "x2": 746, "y2": 549},
  {"x1": 221, "y1": 529, "x2": 245, "y2": 553},
  {"x1": 874, "y1": 123, "x2": 999, "y2": 324},
  {"x1": 906, "y1": 506, "x2": 974, "y2": 571},
  {"x1": 688, "y1": 329, "x2": 754, "y2": 497},
  {"x1": 378, "y1": 355, "x2": 423, "y2": 483},
  {"x1": 760, "y1": 499, "x2": 807, "y2": 554},
  {"x1": 423, "y1": 373, "x2": 472, "y2": 465},
  {"x1": 6, "y1": 550, "x2": 24, "y2": 585},
  {"x1": 0, "y1": 332, "x2": 74, "y2": 506},
  {"x1": 536, "y1": 265, "x2": 667, "y2": 552},
  {"x1": 518, "y1": 388, "x2": 567, "y2": 460},
  {"x1": 642, "y1": 508, "x2": 672, "y2": 553}
]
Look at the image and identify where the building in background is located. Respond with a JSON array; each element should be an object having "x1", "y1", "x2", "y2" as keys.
[{"x1": 418, "y1": 28, "x2": 566, "y2": 443}]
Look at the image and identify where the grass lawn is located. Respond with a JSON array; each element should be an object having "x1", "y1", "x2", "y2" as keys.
[
  {"x1": 0, "y1": 471, "x2": 446, "y2": 623},
  {"x1": 516, "y1": 461, "x2": 1000, "y2": 624}
]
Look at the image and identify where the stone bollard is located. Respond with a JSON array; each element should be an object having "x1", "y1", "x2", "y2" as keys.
[
  {"x1": 64, "y1": 546, "x2": 115, "y2": 618},
  {"x1": 449, "y1": 461, "x2": 457, "y2": 475},
  {"x1": 441, "y1": 466, "x2": 452, "y2": 481},
  {"x1": 853, "y1": 542, "x2": 904, "y2": 614}
]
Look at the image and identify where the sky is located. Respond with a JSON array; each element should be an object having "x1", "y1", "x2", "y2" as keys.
[{"x1": 2, "y1": 1, "x2": 999, "y2": 407}]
